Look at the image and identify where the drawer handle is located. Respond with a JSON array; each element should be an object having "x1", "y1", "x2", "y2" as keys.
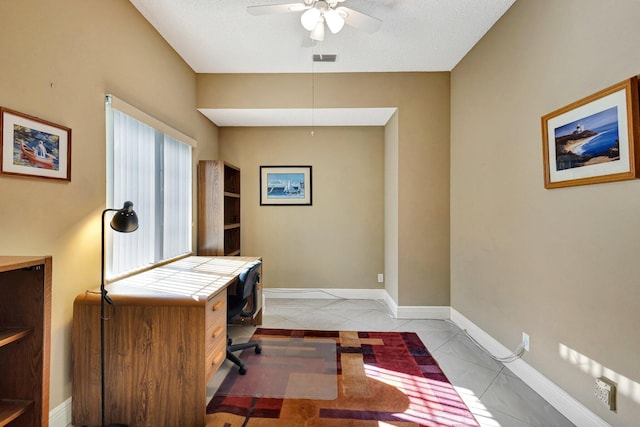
[
  {"x1": 212, "y1": 300, "x2": 223, "y2": 311},
  {"x1": 212, "y1": 352, "x2": 223, "y2": 365},
  {"x1": 212, "y1": 326, "x2": 223, "y2": 338}
]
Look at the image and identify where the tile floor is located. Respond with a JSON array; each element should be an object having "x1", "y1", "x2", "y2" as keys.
[{"x1": 208, "y1": 297, "x2": 575, "y2": 427}]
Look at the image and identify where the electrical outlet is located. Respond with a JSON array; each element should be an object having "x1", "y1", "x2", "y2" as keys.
[
  {"x1": 377, "y1": 273, "x2": 384, "y2": 283},
  {"x1": 522, "y1": 332, "x2": 530, "y2": 352},
  {"x1": 595, "y1": 377, "x2": 616, "y2": 411}
]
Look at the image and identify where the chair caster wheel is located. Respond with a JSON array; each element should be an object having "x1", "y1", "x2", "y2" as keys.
[
  {"x1": 239, "y1": 367, "x2": 247, "y2": 375},
  {"x1": 255, "y1": 346, "x2": 262, "y2": 354}
]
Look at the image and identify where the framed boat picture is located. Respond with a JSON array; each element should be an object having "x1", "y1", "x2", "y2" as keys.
[
  {"x1": 0, "y1": 107, "x2": 72, "y2": 181},
  {"x1": 541, "y1": 78, "x2": 640, "y2": 189},
  {"x1": 260, "y1": 165, "x2": 312, "y2": 206}
]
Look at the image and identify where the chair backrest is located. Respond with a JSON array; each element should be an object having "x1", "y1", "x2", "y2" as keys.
[
  {"x1": 227, "y1": 260, "x2": 261, "y2": 320},
  {"x1": 237, "y1": 260, "x2": 261, "y2": 301}
]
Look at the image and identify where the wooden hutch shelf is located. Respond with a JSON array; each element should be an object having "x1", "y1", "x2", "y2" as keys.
[
  {"x1": 0, "y1": 328, "x2": 33, "y2": 348},
  {"x1": 197, "y1": 161, "x2": 261, "y2": 324},
  {"x1": 0, "y1": 256, "x2": 51, "y2": 427},
  {"x1": 198, "y1": 160, "x2": 242, "y2": 256},
  {"x1": 0, "y1": 399, "x2": 34, "y2": 426}
]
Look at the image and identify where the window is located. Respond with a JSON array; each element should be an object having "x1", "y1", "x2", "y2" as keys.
[{"x1": 105, "y1": 95, "x2": 194, "y2": 280}]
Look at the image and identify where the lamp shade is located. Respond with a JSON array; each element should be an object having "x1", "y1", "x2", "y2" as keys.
[
  {"x1": 324, "y1": 9, "x2": 345, "y2": 34},
  {"x1": 109, "y1": 201, "x2": 139, "y2": 233},
  {"x1": 310, "y1": 20, "x2": 325, "y2": 41},
  {"x1": 301, "y1": 7, "x2": 322, "y2": 31}
]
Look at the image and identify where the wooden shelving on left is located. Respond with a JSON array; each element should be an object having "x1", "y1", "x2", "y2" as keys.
[
  {"x1": 0, "y1": 256, "x2": 51, "y2": 427},
  {"x1": 198, "y1": 160, "x2": 242, "y2": 256}
]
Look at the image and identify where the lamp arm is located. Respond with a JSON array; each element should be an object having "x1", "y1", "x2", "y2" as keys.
[
  {"x1": 101, "y1": 208, "x2": 118, "y2": 295},
  {"x1": 99, "y1": 205, "x2": 135, "y2": 427},
  {"x1": 100, "y1": 208, "x2": 118, "y2": 427}
]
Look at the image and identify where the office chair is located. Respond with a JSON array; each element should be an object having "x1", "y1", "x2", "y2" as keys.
[{"x1": 226, "y1": 260, "x2": 262, "y2": 375}]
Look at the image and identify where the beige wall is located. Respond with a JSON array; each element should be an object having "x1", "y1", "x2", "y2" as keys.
[
  {"x1": 0, "y1": 0, "x2": 218, "y2": 409},
  {"x1": 451, "y1": 0, "x2": 640, "y2": 425},
  {"x1": 384, "y1": 111, "x2": 399, "y2": 301},
  {"x1": 219, "y1": 126, "x2": 384, "y2": 290},
  {"x1": 198, "y1": 72, "x2": 451, "y2": 306}
]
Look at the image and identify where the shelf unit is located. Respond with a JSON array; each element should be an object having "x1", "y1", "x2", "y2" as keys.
[
  {"x1": 0, "y1": 256, "x2": 51, "y2": 427},
  {"x1": 198, "y1": 160, "x2": 241, "y2": 256},
  {"x1": 197, "y1": 161, "x2": 261, "y2": 326}
]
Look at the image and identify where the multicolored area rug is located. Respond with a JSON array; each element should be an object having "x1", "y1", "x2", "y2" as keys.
[{"x1": 206, "y1": 328, "x2": 479, "y2": 426}]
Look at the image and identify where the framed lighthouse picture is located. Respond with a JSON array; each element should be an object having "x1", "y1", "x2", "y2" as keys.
[
  {"x1": 1, "y1": 107, "x2": 72, "y2": 181},
  {"x1": 541, "y1": 78, "x2": 639, "y2": 189}
]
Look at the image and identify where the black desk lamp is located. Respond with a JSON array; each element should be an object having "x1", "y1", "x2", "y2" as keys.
[{"x1": 101, "y1": 201, "x2": 138, "y2": 427}]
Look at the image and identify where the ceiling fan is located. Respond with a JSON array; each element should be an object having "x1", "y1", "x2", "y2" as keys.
[{"x1": 247, "y1": 0, "x2": 382, "y2": 42}]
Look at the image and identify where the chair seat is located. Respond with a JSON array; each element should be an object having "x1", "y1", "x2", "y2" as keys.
[{"x1": 226, "y1": 294, "x2": 247, "y2": 322}]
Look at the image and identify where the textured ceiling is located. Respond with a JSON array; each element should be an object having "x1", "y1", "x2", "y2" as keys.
[
  {"x1": 129, "y1": 0, "x2": 516, "y2": 73},
  {"x1": 128, "y1": 0, "x2": 516, "y2": 126}
]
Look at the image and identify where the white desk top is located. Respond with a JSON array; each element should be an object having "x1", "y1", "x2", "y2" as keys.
[{"x1": 87, "y1": 255, "x2": 261, "y2": 306}]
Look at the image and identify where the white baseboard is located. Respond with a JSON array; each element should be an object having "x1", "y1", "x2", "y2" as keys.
[
  {"x1": 450, "y1": 308, "x2": 610, "y2": 427},
  {"x1": 49, "y1": 397, "x2": 71, "y2": 427},
  {"x1": 263, "y1": 287, "x2": 387, "y2": 300},
  {"x1": 383, "y1": 291, "x2": 398, "y2": 317},
  {"x1": 397, "y1": 305, "x2": 450, "y2": 319}
]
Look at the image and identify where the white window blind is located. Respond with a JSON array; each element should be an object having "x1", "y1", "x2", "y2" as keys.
[{"x1": 105, "y1": 95, "x2": 193, "y2": 280}]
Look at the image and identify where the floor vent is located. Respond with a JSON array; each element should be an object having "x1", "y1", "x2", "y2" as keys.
[{"x1": 313, "y1": 54, "x2": 338, "y2": 62}]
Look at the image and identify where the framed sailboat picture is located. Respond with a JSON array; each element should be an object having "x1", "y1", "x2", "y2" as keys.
[
  {"x1": 541, "y1": 78, "x2": 640, "y2": 189},
  {"x1": 260, "y1": 165, "x2": 312, "y2": 206},
  {"x1": 0, "y1": 107, "x2": 72, "y2": 181}
]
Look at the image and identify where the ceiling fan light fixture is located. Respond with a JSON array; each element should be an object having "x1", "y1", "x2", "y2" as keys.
[
  {"x1": 301, "y1": 7, "x2": 322, "y2": 31},
  {"x1": 324, "y1": 9, "x2": 345, "y2": 34},
  {"x1": 309, "y1": 20, "x2": 325, "y2": 41}
]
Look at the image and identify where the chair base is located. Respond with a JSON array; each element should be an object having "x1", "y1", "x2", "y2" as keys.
[{"x1": 227, "y1": 336, "x2": 262, "y2": 375}]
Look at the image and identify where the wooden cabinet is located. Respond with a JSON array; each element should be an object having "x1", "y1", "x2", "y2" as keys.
[
  {"x1": 72, "y1": 291, "x2": 226, "y2": 427},
  {"x1": 71, "y1": 256, "x2": 260, "y2": 427},
  {"x1": 198, "y1": 160, "x2": 241, "y2": 256},
  {"x1": 0, "y1": 256, "x2": 51, "y2": 427}
]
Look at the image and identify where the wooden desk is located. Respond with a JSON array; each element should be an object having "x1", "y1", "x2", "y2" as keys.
[{"x1": 71, "y1": 256, "x2": 262, "y2": 427}]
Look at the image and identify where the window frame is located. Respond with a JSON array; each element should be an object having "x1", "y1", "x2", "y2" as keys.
[{"x1": 105, "y1": 94, "x2": 195, "y2": 281}]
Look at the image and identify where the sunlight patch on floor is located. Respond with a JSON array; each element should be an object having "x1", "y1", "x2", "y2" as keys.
[
  {"x1": 365, "y1": 364, "x2": 484, "y2": 426},
  {"x1": 455, "y1": 386, "x2": 504, "y2": 427}
]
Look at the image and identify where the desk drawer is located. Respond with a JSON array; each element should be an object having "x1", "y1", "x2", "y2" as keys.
[
  {"x1": 205, "y1": 335, "x2": 226, "y2": 382},
  {"x1": 206, "y1": 290, "x2": 226, "y2": 327},
  {"x1": 206, "y1": 313, "x2": 226, "y2": 355},
  {"x1": 205, "y1": 290, "x2": 227, "y2": 382}
]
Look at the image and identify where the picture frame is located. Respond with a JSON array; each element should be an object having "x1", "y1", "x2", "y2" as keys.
[
  {"x1": 541, "y1": 78, "x2": 640, "y2": 189},
  {"x1": 260, "y1": 165, "x2": 312, "y2": 206},
  {"x1": 1, "y1": 107, "x2": 72, "y2": 181}
]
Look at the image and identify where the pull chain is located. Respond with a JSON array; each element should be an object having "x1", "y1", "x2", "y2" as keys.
[{"x1": 311, "y1": 55, "x2": 315, "y2": 136}]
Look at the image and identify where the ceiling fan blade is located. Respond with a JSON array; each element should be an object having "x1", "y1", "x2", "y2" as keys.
[
  {"x1": 247, "y1": 2, "x2": 309, "y2": 15},
  {"x1": 338, "y1": 6, "x2": 382, "y2": 33}
]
